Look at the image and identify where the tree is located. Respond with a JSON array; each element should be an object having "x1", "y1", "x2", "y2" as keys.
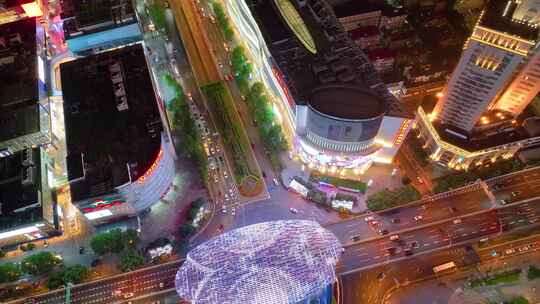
[
  {"x1": 21, "y1": 252, "x2": 59, "y2": 276},
  {"x1": 90, "y1": 229, "x2": 126, "y2": 256},
  {"x1": 46, "y1": 265, "x2": 88, "y2": 289},
  {"x1": 119, "y1": 250, "x2": 145, "y2": 272},
  {"x1": 123, "y1": 229, "x2": 139, "y2": 249},
  {"x1": 367, "y1": 186, "x2": 421, "y2": 211},
  {"x1": 401, "y1": 176, "x2": 411, "y2": 185},
  {"x1": 61, "y1": 265, "x2": 88, "y2": 284},
  {"x1": 179, "y1": 223, "x2": 195, "y2": 238},
  {"x1": 508, "y1": 296, "x2": 529, "y2": 304},
  {"x1": 148, "y1": 4, "x2": 166, "y2": 31},
  {"x1": 0, "y1": 262, "x2": 21, "y2": 283}
]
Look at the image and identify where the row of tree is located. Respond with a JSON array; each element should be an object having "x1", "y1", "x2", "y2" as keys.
[
  {"x1": 90, "y1": 228, "x2": 146, "y2": 273},
  {"x1": 231, "y1": 46, "x2": 253, "y2": 94},
  {"x1": 245, "y1": 82, "x2": 288, "y2": 154},
  {"x1": 366, "y1": 185, "x2": 421, "y2": 211},
  {"x1": 89, "y1": 228, "x2": 138, "y2": 256},
  {"x1": 165, "y1": 75, "x2": 208, "y2": 181},
  {"x1": 0, "y1": 252, "x2": 88, "y2": 289},
  {"x1": 212, "y1": 2, "x2": 234, "y2": 41}
]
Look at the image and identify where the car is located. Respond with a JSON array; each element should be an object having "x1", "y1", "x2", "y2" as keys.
[
  {"x1": 209, "y1": 15, "x2": 216, "y2": 24},
  {"x1": 413, "y1": 215, "x2": 423, "y2": 221},
  {"x1": 273, "y1": 178, "x2": 280, "y2": 186},
  {"x1": 518, "y1": 246, "x2": 529, "y2": 253},
  {"x1": 223, "y1": 42, "x2": 230, "y2": 52},
  {"x1": 378, "y1": 229, "x2": 389, "y2": 235},
  {"x1": 43, "y1": 240, "x2": 49, "y2": 247},
  {"x1": 505, "y1": 248, "x2": 516, "y2": 255},
  {"x1": 386, "y1": 247, "x2": 397, "y2": 255},
  {"x1": 410, "y1": 241, "x2": 420, "y2": 249},
  {"x1": 289, "y1": 207, "x2": 298, "y2": 214},
  {"x1": 364, "y1": 216, "x2": 375, "y2": 222},
  {"x1": 123, "y1": 292, "x2": 134, "y2": 299},
  {"x1": 112, "y1": 289, "x2": 122, "y2": 296},
  {"x1": 159, "y1": 282, "x2": 165, "y2": 288},
  {"x1": 452, "y1": 218, "x2": 463, "y2": 224},
  {"x1": 377, "y1": 272, "x2": 386, "y2": 281},
  {"x1": 500, "y1": 199, "x2": 509, "y2": 205},
  {"x1": 416, "y1": 176, "x2": 424, "y2": 184},
  {"x1": 368, "y1": 220, "x2": 379, "y2": 227},
  {"x1": 79, "y1": 246, "x2": 85, "y2": 254},
  {"x1": 390, "y1": 234, "x2": 400, "y2": 241},
  {"x1": 403, "y1": 249, "x2": 413, "y2": 256},
  {"x1": 262, "y1": 171, "x2": 267, "y2": 178},
  {"x1": 187, "y1": 93, "x2": 193, "y2": 100},
  {"x1": 231, "y1": 207, "x2": 236, "y2": 216},
  {"x1": 511, "y1": 191, "x2": 521, "y2": 197},
  {"x1": 352, "y1": 235, "x2": 361, "y2": 241},
  {"x1": 421, "y1": 204, "x2": 428, "y2": 210},
  {"x1": 391, "y1": 218, "x2": 400, "y2": 224},
  {"x1": 221, "y1": 206, "x2": 227, "y2": 214}
]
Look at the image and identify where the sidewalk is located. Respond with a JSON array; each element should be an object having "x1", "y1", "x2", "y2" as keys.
[{"x1": 280, "y1": 153, "x2": 405, "y2": 213}]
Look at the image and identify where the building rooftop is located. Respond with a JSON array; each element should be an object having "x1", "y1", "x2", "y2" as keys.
[
  {"x1": 61, "y1": 44, "x2": 163, "y2": 202},
  {"x1": 368, "y1": 48, "x2": 394, "y2": 60},
  {"x1": 250, "y1": 0, "x2": 412, "y2": 119},
  {"x1": 349, "y1": 26, "x2": 379, "y2": 39},
  {"x1": 332, "y1": 1, "x2": 388, "y2": 18},
  {"x1": 309, "y1": 85, "x2": 385, "y2": 120},
  {"x1": 0, "y1": 17, "x2": 39, "y2": 142},
  {"x1": 479, "y1": 0, "x2": 539, "y2": 41},
  {"x1": 0, "y1": 148, "x2": 42, "y2": 231},
  {"x1": 61, "y1": 0, "x2": 136, "y2": 39}
]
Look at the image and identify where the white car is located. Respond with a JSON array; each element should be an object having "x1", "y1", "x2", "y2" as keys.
[
  {"x1": 289, "y1": 208, "x2": 298, "y2": 214},
  {"x1": 364, "y1": 216, "x2": 375, "y2": 222},
  {"x1": 273, "y1": 178, "x2": 279, "y2": 186},
  {"x1": 123, "y1": 292, "x2": 134, "y2": 299},
  {"x1": 390, "y1": 234, "x2": 400, "y2": 241},
  {"x1": 231, "y1": 207, "x2": 236, "y2": 216},
  {"x1": 505, "y1": 248, "x2": 516, "y2": 255},
  {"x1": 221, "y1": 206, "x2": 227, "y2": 214},
  {"x1": 413, "y1": 215, "x2": 423, "y2": 221},
  {"x1": 452, "y1": 218, "x2": 462, "y2": 224}
]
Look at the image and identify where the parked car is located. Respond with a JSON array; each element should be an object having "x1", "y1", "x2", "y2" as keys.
[
  {"x1": 289, "y1": 208, "x2": 298, "y2": 214},
  {"x1": 413, "y1": 215, "x2": 423, "y2": 221},
  {"x1": 390, "y1": 234, "x2": 400, "y2": 241}
]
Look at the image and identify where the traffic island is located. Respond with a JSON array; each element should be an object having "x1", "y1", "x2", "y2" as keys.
[{"x1": 201, "y1": 82, "x2": 263, "y2": 195}]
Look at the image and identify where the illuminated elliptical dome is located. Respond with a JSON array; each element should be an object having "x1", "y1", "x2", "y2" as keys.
[{"x1": 174, "y1": 220, "x2": 343, "y2": 304}]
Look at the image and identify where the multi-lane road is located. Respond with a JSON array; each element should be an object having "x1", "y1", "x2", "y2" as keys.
[{"x1": 8, "y1": 260, "x2": 182, "y2": 304}]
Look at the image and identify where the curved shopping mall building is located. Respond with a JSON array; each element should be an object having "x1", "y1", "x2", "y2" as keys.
[
  {"x1": 61, "y1": 44, "x2": 175, "y2": 225},
  {"x1": 226, "y1": 0, "x2": 413, "y2": 172}
]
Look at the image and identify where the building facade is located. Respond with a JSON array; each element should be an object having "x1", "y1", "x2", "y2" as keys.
[
  {"x1": 416, "y1": 0, "x2": 540, "y2": 170},
  {"x1": 227, "y1": 0, "x2": 413, "y2": 175}
]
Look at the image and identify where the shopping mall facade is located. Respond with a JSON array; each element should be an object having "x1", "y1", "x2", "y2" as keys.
[{"x1": 225, "y1": 0, "x2": 412, "y2": 174}]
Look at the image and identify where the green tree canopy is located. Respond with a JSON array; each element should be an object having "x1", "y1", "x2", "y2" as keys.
[
  {"x1": 21, "y1": 252, "x2": 60, "y2": 276},
  {"x1": 367, "y1": 185, "x2": 421, "y2": 211},
  {"x1": 179, "y1": 223, "x2": 195, "y2": 238},
  {"x1": 119, "y1": 250, "x2": 145, "y2": 272},
  {"x1": 90, "y1": 228, "x2": 126, "y2": 256},
  {"x1": 46, "y1": 264, "x2": 88, "y2": 289},
  {"x1": 0, "y1": 262, "x2": 22, "y2": 283},
  {"x1": 123, "y1": 229, "x2": 139, "y2": 248}
]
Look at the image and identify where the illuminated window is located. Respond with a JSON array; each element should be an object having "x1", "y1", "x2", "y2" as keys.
[{"x1": 274, "y1": 0, "x2": 317, "y2": 54}]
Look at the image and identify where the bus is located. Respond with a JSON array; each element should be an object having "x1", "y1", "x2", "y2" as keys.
[{"x1": 433, "y1": 261, "x2": 456, "y2": 273}]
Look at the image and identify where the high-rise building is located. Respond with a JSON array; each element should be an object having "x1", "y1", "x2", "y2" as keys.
[
  {"x1": 432, "y1": 0, "x2": 538, "y2": 132},
  {"x1": 0, "y1": 17, "x2": 58, "y2": 248},
  {"x1": 60, "y1": 44, "x2": 175, "y2": 225},
  {"x1": 416, "y1": 0, "x2": 540, "y2": 170}
]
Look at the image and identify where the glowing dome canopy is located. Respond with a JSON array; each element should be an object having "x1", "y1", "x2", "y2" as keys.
[
  {"x1": 175, "y1": 220, "x2": 342, "y2": 304},
  {"x1": 274, "y1": 0, "x2": 317, "y2": 54}
]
